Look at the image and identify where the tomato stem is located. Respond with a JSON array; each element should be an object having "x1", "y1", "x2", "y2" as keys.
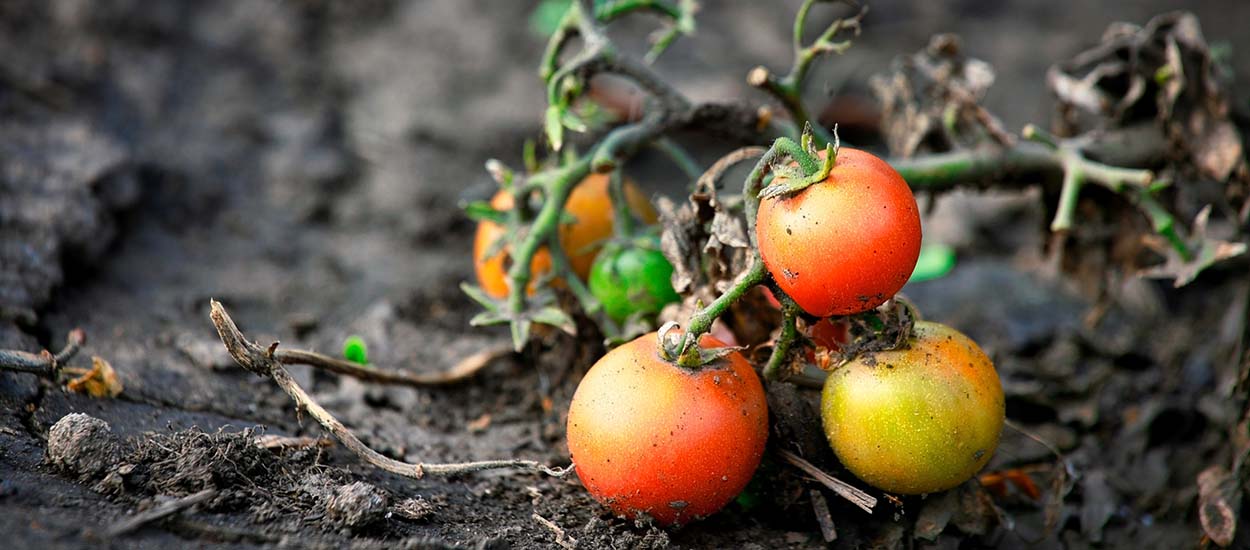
[
  {"x1": 676, "y1": 261, "x2": 767, "y2": 368},
  {"x1": 762, "y1": 301, "x2": 801, "y2": 381}
]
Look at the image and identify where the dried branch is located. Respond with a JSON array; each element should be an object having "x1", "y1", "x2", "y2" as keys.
[
  {"x1": 0, "y1": 328, "x2": 86, "y2": 377},
  {"x1": 778, "y1": 449, "x2": 877, "y2": 513},
  {"x1": 103, "y1": 488, "x2": 217, "y2": 539},
  {"x1": 209, "y1": 300, "x2": 571, "y2": 479},
  {"x1": 273, "y1": 345, "x2": 508, "y2": 387}
]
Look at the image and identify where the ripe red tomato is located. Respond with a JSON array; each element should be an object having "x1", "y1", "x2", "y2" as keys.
[
  {"x1": 821, "y1": 321, "x2": 1004, "y2": 494},
  {"x1": 755, "y1": 148, "x2": 922, "y2": 316},
  {"x1": 473, "y1": 174, "x2": 657, "y2": 298},
  {"x1": 566, "y1": 332, "x2": 769, "y2": 525}
]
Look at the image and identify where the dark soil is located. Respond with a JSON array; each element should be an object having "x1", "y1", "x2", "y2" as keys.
[{"x1": 2, "y1": 1, "x2": 1249, "y2": 548}]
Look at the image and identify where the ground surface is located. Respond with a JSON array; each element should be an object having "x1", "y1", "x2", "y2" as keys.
[{"x1": 2, "y1": 1, "x2": 1249, "y2": 548}]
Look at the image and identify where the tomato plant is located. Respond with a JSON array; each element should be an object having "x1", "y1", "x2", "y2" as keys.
[
  {"x1": 588, "y1": 237, "x2": 680, "y2": 322},
  {"x1": 756, "y1": 148, "x2": 922, "y2": 316},
  {"x1": 820, "y1": 321, "x2": 1005, "y2": 494},
  {"x1": 473, "y1": 173, "x2": 656, "y2": 298},
  {"x1": 565, "y1": 332, "x2": 768, "y2": 525}
]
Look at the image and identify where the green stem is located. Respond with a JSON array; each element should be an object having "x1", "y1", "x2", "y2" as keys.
[
  {"x1": 652, "y1": 137, "x2": 703, "y2": 182},
  {"x1": 1050, "y1": 158, "x2": 1084, "y2": 232},
  {"x1": 595, "y1": 0, "x2": 682, "y2": 21},
  {"x1": 677, "y1": 261, "x2": 767, "y2": 366},
  {"x1": 762, "y1": 304, "x2": 799, "y2": 381},
  {"x1": 607, "y1": 168, "x2": 636, "y2": 239},
  {"x1": 548, "y1": 232, "x2": 602, "y2": 315},
  {"x1": 507, "y1": 157, "x2": 593, "y2": 314}
]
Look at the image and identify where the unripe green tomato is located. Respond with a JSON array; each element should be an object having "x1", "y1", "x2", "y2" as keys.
[
  {"x1": 588, "y1": 241, "x2": 680, "y2": 322},
  {"x1": 821, "y1": 321, "x2": 1004, "y2": 494}
]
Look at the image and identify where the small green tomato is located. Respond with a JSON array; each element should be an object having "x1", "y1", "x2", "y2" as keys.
[{"x1": 588, "y1": 239, "x2": 680, "y2": 322}]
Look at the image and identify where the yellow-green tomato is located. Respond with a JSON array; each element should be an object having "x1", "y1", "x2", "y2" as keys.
[{"x1": 821, "y1": 321, "x2": 1005, "y2": 494}]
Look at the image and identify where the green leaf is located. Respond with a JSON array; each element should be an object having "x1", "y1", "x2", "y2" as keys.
[
  {"x1": 470, "y1": 311, "x2": 510, "y2": 327},
  {"x1": 532, "y1": 307, "x2": 577, "y2": 335},
  {"x1": 342, "y1": 336, "x2": 369, "y2": 366},
  {"x1": 909, "y1": 243, "x2": 957, "y2": 283},
  {"x1": 463, "y1": 200, "x2": 507, "y2": 224},
  {"x1": 461, "y1": 283, "x2": 499, "y2": 311},
  {"x1": 545, "y1": 105, "x2": 565, "y2": 151},
  {"x1": 511, "y1": 318, "x2": 533, "y2": 352}
]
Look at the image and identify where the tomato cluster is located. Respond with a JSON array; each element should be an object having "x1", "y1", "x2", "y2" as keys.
[{"x1": 478, "y1": 146, "x2": 1003, "y2": 525}]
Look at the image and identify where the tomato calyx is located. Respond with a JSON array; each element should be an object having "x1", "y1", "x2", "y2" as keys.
[
  {"x1": 821, "y1": 297, "x2": 919, "y2": 369},
  {"x1": 757, "y1": 124, "x2": 842, "y2": 200},
  {"x1": 656, "y1": 321, "x2": 745, "y2": 369}
]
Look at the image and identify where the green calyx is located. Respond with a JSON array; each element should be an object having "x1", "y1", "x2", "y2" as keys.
[{"x1": 758, "y1": 123, "x2": 841, "y2": 200}]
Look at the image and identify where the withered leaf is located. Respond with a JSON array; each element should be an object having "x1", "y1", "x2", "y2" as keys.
[
  {"x1": 1050, "y1": 11, "x2": 1245, "y2": 180},
  {"x1": 66, "y1": 356, "x2": 123, "y2": 398},
  {"x1": 1197, "y1": 465, "x2": 1240, "y2": 547},
  {"x1": 869, "y1": 33, "x2": 1009, "y2": 158}
]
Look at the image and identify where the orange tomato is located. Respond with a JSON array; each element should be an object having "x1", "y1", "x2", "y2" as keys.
[
  {"x1": 472, "y1": 174, "x2": 656, "y2": 298},
  {"x1": 756, "y1": 148, "x2": 922, "y2": 316},
  {"x1": 566, "y1": 332, "x2": 768, "y2": 525}
]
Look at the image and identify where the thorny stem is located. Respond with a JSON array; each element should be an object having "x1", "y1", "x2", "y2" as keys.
[
  {"x1": 0, "y1": 328, "x2": 85, "y2": 377},
  {"x1": 209, "y1": 300, "x2": 571, "y2": 479}
]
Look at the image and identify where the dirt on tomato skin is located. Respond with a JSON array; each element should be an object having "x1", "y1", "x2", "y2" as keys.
[{"x1": 1, "y1": 0, "x2": 1249, "y2": 548}]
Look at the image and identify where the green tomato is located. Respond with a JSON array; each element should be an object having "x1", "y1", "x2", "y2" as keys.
[{"x1": 588, "y1": 241, "x2": 680, "y2": 322}]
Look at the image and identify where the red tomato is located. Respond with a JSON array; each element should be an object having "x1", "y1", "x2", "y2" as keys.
[
  {"x1": 566, "y1": 332, "x2": 768, "y2": 525},
  {"x1": 755, "y1": 148, "x2": 922, "y2": 316}
]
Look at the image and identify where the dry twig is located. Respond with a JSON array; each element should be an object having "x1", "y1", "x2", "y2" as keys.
[
  {"x1": 532, "y1": 513, "x2": 578, "y2": 550},
  {"x1": 0, "y1": 328, "x2": 85, "y2": 376},
  {"x1": 274, "y1": 345, "x2": 509, "y2": 387},
  {"x1": 103, "y1": 488, "x2": 218, "y2": 538},
  {"x1": 778, "y1": 448, "x2": 877, "y2": 513},
  {"x1": 209, "y1": 300, "x2": 571, "y2": 479}
]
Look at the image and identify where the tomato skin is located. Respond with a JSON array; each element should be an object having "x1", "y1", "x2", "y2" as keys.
[
  {"x1": 755, "y1": 148, "x2": 922, "y2": 316},
  {"x1": 473, "y1": 174, "x2": 656, "y2": 298},
  {"x1": 566, "y1": 333, "x2": 769, "y2": 525},
  {"x1": 588, "y1": 241, "x2": 680, "y2": 322},
  {"x1": 820, "y1": 321, "x2": 1004, "y2": 494},
  {"x1": 560, "y1": 173, "x2": 657, "y2": 280}
]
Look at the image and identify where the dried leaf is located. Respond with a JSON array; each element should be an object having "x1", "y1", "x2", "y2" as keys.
[
  {"x1": 1197, "y1": 465, "x2": 1241, "y2": 547},
  {"x1": 66, "y1": 356, "x2": 123, "y2": 398},
  {"x1": 1050, "y1": 11, "x2": 1245, "y2": 180},
  {"x1": 869, "y1": 33, "x2": 1008, "y2": 157},
  {"x1": 914, "y1": 489, "x2": 959, "y2": 541}
]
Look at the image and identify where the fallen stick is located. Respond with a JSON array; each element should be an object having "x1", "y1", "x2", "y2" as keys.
[{"x1": 209, "y1": 300, "x2": 570, "y2": 479}]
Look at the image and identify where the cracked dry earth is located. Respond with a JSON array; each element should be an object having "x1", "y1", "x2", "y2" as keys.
[{"x1": 2, "y1": 1, "x2": 1249, "y2": 548}]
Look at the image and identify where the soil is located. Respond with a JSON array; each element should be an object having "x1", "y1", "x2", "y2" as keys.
[{"x1": 2, "y1": 1, "x2": 1249, "y2": 548}]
